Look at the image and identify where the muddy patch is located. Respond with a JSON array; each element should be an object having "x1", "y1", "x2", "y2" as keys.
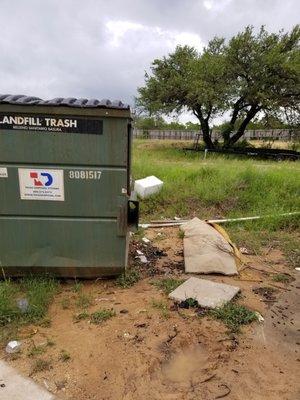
[
  {"x1": 161, "y1": 345, "x2": 209, "y2": 384},
  {"x1": 252, "y1": 286, "x2": 278, "y2": 302}
]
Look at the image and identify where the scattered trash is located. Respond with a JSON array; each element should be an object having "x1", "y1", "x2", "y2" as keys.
[
  {"x1": 295, "y1": 267, "x2": 300, "y2": 272},
  {"x1": 95, "y1": 298, "x2": 112, "y2": 302},
  {"x1": 168, "y1": 277, "x2": 240, "y2": 309},
  {"x1": 180, "y1": 218, "x2": 239, "y2": 275},
  {"x1": 123, "y1": 332, "x2": 135, "y2": 340},
  {"x1": 135, "y1": 248, "x2": 148, "y2": 263},
  {"x1": 134, "y1": 322, "x2": 148, "y2": 328},
  {"x1": 136, "y1": 309, "x2": 147, "y2": 314},
  {"x1": 139, "y1": 255, "x2": 148, "y2": 264},
  {"x1": 5, "y1": 340, "x2": 21, "y2": 354},
  {"x1": 240, "y1": 247, "x2": 251, "y2": 255},
  {"x1": 130, "y1": 240, "x2": 167, "y2": 274},
  {"x1": 255, "y1": 311, "x2": 264, "y2": 323},
  {"x1": 142, "y1": 237, "x2": 151, "y2": 244},
  {"x1": 253, "y1": 287, "x2": 277, "y2": 302},
  {"x1": 174, "y1": 216, "x2": 181, "y2": 221},
  {"x1": 197, "y1": 307, "x2": 209, "y2": 317},
  {"x1": 16, "y1": 298, "x2": 29, "y2": 313},
  {"x1": 166, "y1": 325, "x2": 179, "y2": 343},
  {"x1": 134, "y1": 175, "x2": 163, "y2": 199}
]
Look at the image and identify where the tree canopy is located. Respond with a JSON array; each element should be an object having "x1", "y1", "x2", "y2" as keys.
[{"x1": 136, "y1": 26, "x2": 300, "y2": 148}]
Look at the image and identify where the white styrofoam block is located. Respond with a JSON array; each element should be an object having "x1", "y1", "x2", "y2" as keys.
[
  {"x1": 134, "y1": 176, "x2": 163, "y2": 199},
  {"x1": 5, "y1": 340, "x2": 21, "y2": 354}
]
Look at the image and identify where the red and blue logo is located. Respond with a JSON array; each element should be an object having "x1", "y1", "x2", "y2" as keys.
[{"x1": 30, "y1": 172, "x2": 53, "y2": 187}]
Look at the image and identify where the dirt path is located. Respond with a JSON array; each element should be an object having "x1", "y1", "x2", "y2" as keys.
[{"x1": 1, "y1": 227, "x2": 299, "y2": 399}]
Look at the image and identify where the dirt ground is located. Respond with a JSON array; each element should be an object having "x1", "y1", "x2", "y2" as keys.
[{"x1": 2, "y1": 227, "x2": 299, "y2": 400}]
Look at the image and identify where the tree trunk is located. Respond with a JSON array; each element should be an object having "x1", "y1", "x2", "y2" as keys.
[
  {"x1": 226, "y1": 105, "x2": 260, "y2": 147},
  {"x1": 194, "y1": 107, "x2": 214, "y2": 149},
  {"x1": 201, "y1": 119, "x2": 214, "y2": 149},
  {"x1": 222, "y1": 97, "x2": 246, "y2": 147}
]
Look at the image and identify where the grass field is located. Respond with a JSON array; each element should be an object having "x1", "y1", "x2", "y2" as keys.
[{"x1": 133, "y1": 139, "x2": 300, "y2": 255}]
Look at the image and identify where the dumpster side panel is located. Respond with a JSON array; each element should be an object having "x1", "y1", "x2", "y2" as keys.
[
  {"x1": 0, "y1": 117, "x2": 128, "y2": 166},
  {"x1": 0, "y1": 166, "x2": 127, "y2": 217},
  {"x1": 0, "y1": 218, "x2": 126, "y2": 276},
  {"x1": 0, "y1": 102, "x2": 131, "y2": 277}
]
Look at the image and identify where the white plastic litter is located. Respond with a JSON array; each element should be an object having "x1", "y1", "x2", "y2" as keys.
[
  {"x1": 295, "y1": 267, "x2": 300, "y2": 272},
  {"x1": 136, "y1": 250, "x2": 143, "y2": 256},
  {"x1": 134, "y1": 176, "x2": 163, "y2": 199},
  {"x1": 255, "y1": 311, "x2": 264, "y2": 323},
  {"x1": 123, "y1": 332, "x2": 135, "y2": 340},
  {"x1": 142, "y1": 237, "x2": 150, "y2": 244},
  {"x1": 240, "y1": 247, "x2": 251, "y2": 255},
  {"x1": 139, "y1": 255, "x2": 148, "y2": 264},
  {"x1": 6, "y1": 340, "x2": 21, "y2": 354},
  {"x1": 17, "y1": 298, "x2": 29, "y2": 313}
]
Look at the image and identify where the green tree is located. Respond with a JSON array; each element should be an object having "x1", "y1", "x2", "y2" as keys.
[{"x1": 136, "y1": 26, "x2": 300, "y2": 148}]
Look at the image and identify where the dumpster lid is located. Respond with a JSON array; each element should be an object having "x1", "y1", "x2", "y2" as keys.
[{"x1": 0, "y1": 94, "x2": 129, "y2": 110}]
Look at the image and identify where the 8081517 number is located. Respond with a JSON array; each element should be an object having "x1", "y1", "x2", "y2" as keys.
[{"x1": 69, "y1": 170, "x2": 102, "y2": 180}]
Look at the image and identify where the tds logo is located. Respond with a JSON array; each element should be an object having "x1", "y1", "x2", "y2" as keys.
[
  {"x1": 19, "y1": 168, "x2": 64, "y2": 201},
  {"x1": 30, "y1": 171, "x2": 53, "y2": 187}
]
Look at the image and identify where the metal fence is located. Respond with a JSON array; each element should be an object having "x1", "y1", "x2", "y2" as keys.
[{"x1": 133, "y1": 128, "x2": 299, "y2": 141}]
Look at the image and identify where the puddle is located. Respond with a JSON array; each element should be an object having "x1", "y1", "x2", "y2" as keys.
[{"x1": 162, "y1": 345, "x2": 208, "y2": 383}]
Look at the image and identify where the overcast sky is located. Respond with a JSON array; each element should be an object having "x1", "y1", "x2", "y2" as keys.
[{"x1": 0, "y1": 0, "x2": 299, "y2": 121}]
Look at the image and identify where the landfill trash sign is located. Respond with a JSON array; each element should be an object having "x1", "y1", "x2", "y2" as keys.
[{"x1": 18, "y1": 168, "x2": 65, "y2": 201}]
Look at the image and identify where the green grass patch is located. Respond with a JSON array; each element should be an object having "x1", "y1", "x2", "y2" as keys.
[
  {"x1": 46, "y1": 338, "x2": 55, "y2": 347},
  {"x1": 30, "y1": 358, "x2": 52, "y2": 375},
  {"x1": 178, "y1": 230, "x2": 185, "y2": 239},
  {"x1": 73, "y1": 311, "x2": 90, "y2": 322},
  {"x1": 59, "y1": 350, "x2": 71, "y2": 362},
  {"x1": 151, "y1": 299, "x2": 170, "y2": 319},
  {"x1": 0, "y1": 280, "x2": 20, "y2": 326},
  {"x1": 75, "y1": 292, "x2": 93, "y2": 309},
  {"x1": 61, "y1": 297, "x2": 71, "y2": 309},
  {"x1": 28, "y1": 343, "x2": 47, "y2": 357},
  {"x1": 90, "y1": 309, "x2": 116, "y2": 324},
  {"x1": 210, "y1": 302, "x2": 258, "y2": 333},
  {"x1": 133, "y1": 140, "x2": 300, "y2": 233},
  {"x1": 151, "y1": 278, "x2": 185, "y2": 294},
  {"x1": 37, "y1": 318, "x2": 52, "y2": 328},
  {"x1": 132, "y1": 140, "x2": 299, "y2": 258},
  {"x1": 272, "y1": 274, "x2": 291, "y2": 283},
  {"x1": 116, "y1": 269, "x2": 140, "y2": 288},
  {"x1": 72, "y1": 281, "x2": 83, "y2": 293},
  {"x1": 132, "y1": 227, "x2": 146, "y2": 241},
  {"x1": 0, "y1": 276, "x2": 58, "y2": 326},
  {"x1": 21, "y1": 276, "x2": 58, "y2": 321}
]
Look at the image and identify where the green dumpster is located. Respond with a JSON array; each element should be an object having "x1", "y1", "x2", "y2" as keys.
[{"x1": 0, "y1": 94, "x2": 138, "y2": 277}]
